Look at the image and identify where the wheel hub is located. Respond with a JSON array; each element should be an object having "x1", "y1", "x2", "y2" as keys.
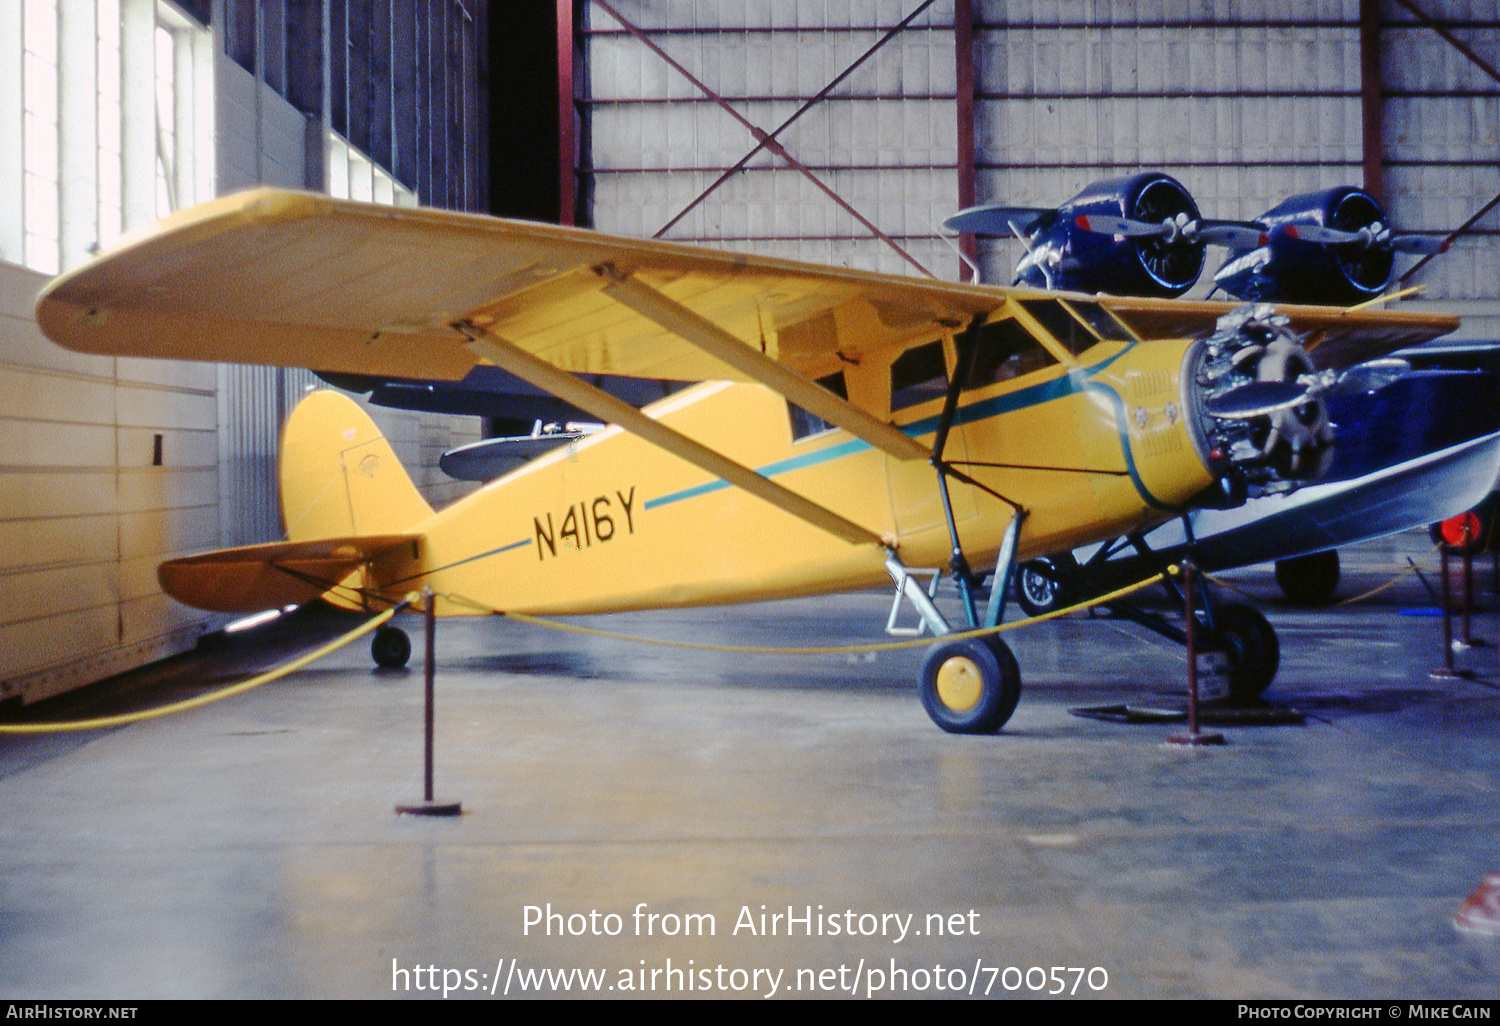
[{"x1": 935, "y1": 656, "x2": 983, "y2": 711}]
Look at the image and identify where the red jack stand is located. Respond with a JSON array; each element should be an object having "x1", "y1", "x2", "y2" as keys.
[{"x1": 1168, "y1": 560, "x2": 1227, "y2": 747}]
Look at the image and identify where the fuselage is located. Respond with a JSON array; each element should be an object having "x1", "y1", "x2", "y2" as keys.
[{"x1": 371, "y1": 296, "x2": 1222, "y2": 616}]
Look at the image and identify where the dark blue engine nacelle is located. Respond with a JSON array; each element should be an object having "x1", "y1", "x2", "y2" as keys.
[
  {"x1": 946, "y1": 173, "x2": 1445, "y2": 307},
  {"x1": 946, "y1": 172, "x2": 1208, "y2": 299},
  {"x1": 1211, "y1": 187, "x2": 1438, "y2": 306}
]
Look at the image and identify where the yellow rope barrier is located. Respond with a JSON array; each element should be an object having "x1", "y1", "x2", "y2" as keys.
[
  {"x1": 1201, "y1": 541, "x2": 1444, "y2": 609},
  {"x1": 451, "y1": 566, "x2": 1179, "y2": 656},
  {"x1": 0, "y1": 602, "x2": 406, "y2": 735}
]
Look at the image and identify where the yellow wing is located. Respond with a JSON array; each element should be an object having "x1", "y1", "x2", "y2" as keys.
[
  {"x1": 34, "y1": 187, "x2": 1001, "y2": 387},
  {"x1": 35, "y1": 188, "x2": 1456, "y2": 396}
]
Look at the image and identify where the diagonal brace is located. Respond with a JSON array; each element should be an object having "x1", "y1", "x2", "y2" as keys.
[
  {"x1": 456, "y1": 322, "x2": 884, "y2": 549},
  {"x1": 597, "y1": 267, "x2": 931, "y2": 462}
]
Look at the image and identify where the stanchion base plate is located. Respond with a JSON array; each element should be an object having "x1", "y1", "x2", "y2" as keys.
[
  {"x1": 1430, "y1": 666, "x2": 1476, "y2": 681},
  {"x1": 1165, "y1": 731, "x2": 1228, "y2": 747},
  {"x1": 396, "y1": 800, "x2": 463, "y2": 817}
]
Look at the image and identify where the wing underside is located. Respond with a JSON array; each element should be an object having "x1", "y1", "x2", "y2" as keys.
[{"x1": 36, "y1": 189, "x2": 1456, "y2": 390}]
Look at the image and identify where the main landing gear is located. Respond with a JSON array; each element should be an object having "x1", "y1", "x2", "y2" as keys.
[{"x1": 1009, "y1": 533, "x2": 1281, "y2": 706}]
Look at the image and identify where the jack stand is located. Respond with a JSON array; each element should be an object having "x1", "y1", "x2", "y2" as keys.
[
  {"x1": 1168, "y1": 561, "x2": 1226, "y2": 747},
  {"x1": 1432, "y1": 549, "x2": 1476, "y2": 681},
  {"x1": 398, "y1": 588, "x2": 463, "y2": 817}
]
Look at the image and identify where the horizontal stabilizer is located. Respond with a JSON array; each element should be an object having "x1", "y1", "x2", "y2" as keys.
[{"x1": 159, "y1": 535, "x2": 421, "y2": 613}]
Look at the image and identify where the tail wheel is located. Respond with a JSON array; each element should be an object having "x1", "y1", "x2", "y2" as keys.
[
  {"x1": 1014, "y1": 560, "x2": 1063, "y2": 617},
  {"x1": 1202, "y1": 602, "x2": 1279, "y2": 704},
  {"x1": 372, "y1": 625, "x2": 412, "y2": 669},
  {"x1": 919, "y1": 635, "x2": 1022, "y2": 734}
]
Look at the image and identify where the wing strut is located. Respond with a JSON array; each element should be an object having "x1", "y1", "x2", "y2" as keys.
[
  {"x1": 596, "y1": 266, "x2": 932, "y2": 462},
  {"x1": 455, "y1": 322, "x2": 885, "y2": 549}
]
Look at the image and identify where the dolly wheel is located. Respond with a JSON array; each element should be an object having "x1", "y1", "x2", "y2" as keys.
[
  {"x1": 919, "y1": 635, "x2": 1022, "y2": 734},
  {"x1": 1014, "y1": 560, "x2": 1063, "y2": 616},
  {"x1": 1274, "y1": 550, "x2": 1340, "y2": 605},
  {"x1": 1204, "y1": 602, "x2": 1279, "y2": 704},
  {"x1": 371, "y1": 626, "x2": 412, "y2": 669}
]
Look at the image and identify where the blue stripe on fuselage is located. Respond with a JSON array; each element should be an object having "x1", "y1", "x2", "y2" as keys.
[{"x1": 644, "y1": 345, "x2": 1175, "y2": 512}]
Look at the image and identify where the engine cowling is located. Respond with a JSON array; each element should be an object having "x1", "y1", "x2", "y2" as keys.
[{"x1": 1014, "y1": 172, "x2": 1207, "y2": 299}]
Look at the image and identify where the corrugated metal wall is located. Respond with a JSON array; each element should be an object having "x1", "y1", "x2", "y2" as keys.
[
  {"x1": 581, "y1": 0, "x2": 1498, "y2": 317},
  {"x1": 584, "y1": 1, "x2": 960, "y2": 277},
  {"x1": 0, "y1": 261, "x2": 220, "y2": 703}
]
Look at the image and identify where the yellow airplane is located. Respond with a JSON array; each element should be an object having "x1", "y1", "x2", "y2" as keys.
[{"x1": 34, "y1": 189, "x2": 1457, "y2": 733}]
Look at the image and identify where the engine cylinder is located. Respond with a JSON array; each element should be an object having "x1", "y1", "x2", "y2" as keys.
[{"x1": 1186, "y1": 306, "x2": 1335, "y2": 498}]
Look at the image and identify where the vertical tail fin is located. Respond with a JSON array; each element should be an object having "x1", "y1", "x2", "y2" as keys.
[{"x1": 280, "y1": 390, "x2": 434, "y2": 541}]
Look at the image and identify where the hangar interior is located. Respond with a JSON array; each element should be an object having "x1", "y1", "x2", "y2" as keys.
[
  {"x1": 1, "y1": 0, "x2": 1500, "y2": 999},
  {"x1": 9, "y1": 0, "x2": 1493, "y2": 704}
]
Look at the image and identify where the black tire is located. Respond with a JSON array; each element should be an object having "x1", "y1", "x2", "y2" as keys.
[
  {"x1": 919, "y1": 635, "x2": 1022, "y2": 734},
  {"x1": 1274, "y1": 550, "x2": 1340, "y2": 605},
  {"x1": 1014, "y1": 560, "x2": 1062, "y2": 617},
  {"x1": 372, "y1": 626, "x2": 412, "y2": 669},
  {"x1": 1203, "y1": 602, "x2": 1279, "y2": 704}
]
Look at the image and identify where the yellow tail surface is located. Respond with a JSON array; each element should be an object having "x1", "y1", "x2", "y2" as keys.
[{"x1": 280, "y1": 390, "x2": 434, "y2": 542}]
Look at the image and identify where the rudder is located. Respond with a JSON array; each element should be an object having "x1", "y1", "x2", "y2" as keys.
[{"x1": 280, "y1": 390, "x2": 434, "y2": 542}]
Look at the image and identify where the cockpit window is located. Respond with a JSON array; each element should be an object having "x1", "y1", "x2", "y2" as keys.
[
  {"x1": 963, "y1": 319, "x2": 1057, "y2": 390},
  {"x1": 787, "y1": 371, "x2": 848, "y2": 440},
  {"x1": 1017, "y1": 298, "x2": 1131, "y2": 355},
  {"x1": 890, "y1": 340, "x2": 949, "y2": 411}
]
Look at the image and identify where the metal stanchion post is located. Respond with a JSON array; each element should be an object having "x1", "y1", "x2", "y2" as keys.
[
  {"x1": 1168, "y1": 560, "x2": 1226, "y2": 747},
  {"x1": 1433, "y1": 546, "x2": 1473, "y2": 681},
  {"x1": 398, "y1": 588, "x2": 463, "y2": 817}
]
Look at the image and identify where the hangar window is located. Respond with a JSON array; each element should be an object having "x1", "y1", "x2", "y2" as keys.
[
  {"x1": 8, "y1": 0, "x2": 213, "y2": 273},
  {"x1": 787, "y1": 371, "x2": 848, "y2": 440},
  {"x1": 328, "y1": 133, "x2": 419, "y2": 207},
  {"x1": 890, "y1": 340, "x2": 949, "y2": 412},
  {"x1": 963, "y1": 319, "x2": 1057, "y2": 390}
]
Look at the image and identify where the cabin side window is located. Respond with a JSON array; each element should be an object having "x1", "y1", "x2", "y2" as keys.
[
  {"x1": 889, "y1": 340, "x2": 949, "y2": 411},
  {"x1": 787, "y1": 371, "x2": 849, "y2": 440},
  {"x1": 963, "y1": 319, "x2": 1058, "y2": 390},
  {"x1": 1016, "y1": 298, "x2": 1129, "y2": 356}
]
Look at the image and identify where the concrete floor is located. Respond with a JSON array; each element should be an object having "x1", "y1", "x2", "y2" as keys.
[{"x1": 2, "y1": 533, "x2": 1499, "y2": 1000}]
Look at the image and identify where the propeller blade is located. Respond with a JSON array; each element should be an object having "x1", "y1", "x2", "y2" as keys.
[
  {"x1": 1387, "y1": 233, "x2": 1448, "y2": 255},
  {"x1": 1281, "y1": 224, "x2": 1366, "y2": 246},
  {"x1": 1196, "y1": 222, "x2": 1269, "y2": 249},
  {"x1": 1204, "y1": 380, "x2": 1313, "y2": 420},
  {"x1": 942, "y1": 204, "x2": 1054, "y2": 237},
  {"x1": 1329, "y1": 358, "x2": 1411, "y2": 395},
  {"x1": 1073, "y1": 214, "x2": 1168, "y2": 238}
]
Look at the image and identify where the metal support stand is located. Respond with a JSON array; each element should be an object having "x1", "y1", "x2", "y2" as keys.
[
  {"x1": 1432, "y1": 547, "x2": 1475, "y2": 681},
  {"x1": 397, "y1": 589, "x2": 463, "y2": 817},
  {"x1": 1168, "y1": 561, "x2": 1226, "y2": 747}
]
